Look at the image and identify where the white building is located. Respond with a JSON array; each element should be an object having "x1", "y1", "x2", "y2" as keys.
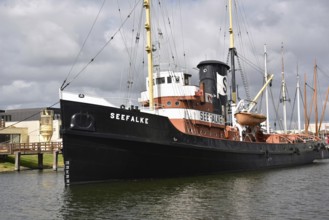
[{"x1": 0, "y1": 108, "x2": 61, "y2": 144}]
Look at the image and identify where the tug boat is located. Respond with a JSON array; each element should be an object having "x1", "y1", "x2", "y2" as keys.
[{"x1": 59, "y1": 0, "x2": 328, "y2": 185}]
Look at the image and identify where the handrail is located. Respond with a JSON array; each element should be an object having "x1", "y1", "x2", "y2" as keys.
[{"x1": 0, "y1": 142, "x2": 62, "y2": 155}]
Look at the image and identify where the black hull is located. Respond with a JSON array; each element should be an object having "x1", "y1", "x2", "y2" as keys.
[{"x1": 60, "y1": 100, "x2": 329, "y2": 185}]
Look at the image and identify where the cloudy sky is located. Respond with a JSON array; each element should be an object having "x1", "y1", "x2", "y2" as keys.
[{"x1": 0, "y1": 0, "x2": 328, "y2": 128}]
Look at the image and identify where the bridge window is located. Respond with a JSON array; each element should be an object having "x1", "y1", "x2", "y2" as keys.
[
  {"x1": 184, "y1": 75, "x2": 189, "y2": 85},
  {"x1": 156, "y1": 77, "x2": 165, "y2": 84},
  {"x1": 167, "y1": 76, "x2": 172, "y2": 83}
]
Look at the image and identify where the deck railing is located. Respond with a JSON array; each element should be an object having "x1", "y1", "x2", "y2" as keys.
[{"x1": 0, "y1": 142, "x2": 62, "y2": 155}]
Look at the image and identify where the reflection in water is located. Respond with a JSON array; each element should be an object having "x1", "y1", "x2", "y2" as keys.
[
  {"x1": 1, "y1": 161, "x2": 328, "y2": 220},
  {"x1": 60, "y1": 175, "x2": 246, "y2": 219},
  {"x1": 59, "y1": 162, "x2": 329, "y2": 220},
  {"x1": 58, "y1": 172, "x2": 266, "y2": 219}
]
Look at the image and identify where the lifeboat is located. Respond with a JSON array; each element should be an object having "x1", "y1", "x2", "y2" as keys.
[{"x1": 235, "y1": 112, "x2": 266, "y2": 126}]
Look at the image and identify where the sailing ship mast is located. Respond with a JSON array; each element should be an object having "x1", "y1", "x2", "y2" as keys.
[
  {"x1": 304, "y1": 73, "x2": 309, "y2": 134},
  {"x1": 228, "y1": 0, "x2": 238, "y2": 126},
  {"x1": 296, "y1": 65, "x2": 301, "y2": 133},
  {"x1": 144, "y1": 0, "x2": 154, "y2": 111},
  {"x1": 264, "y1": 44, "x2": 270, "y2": 133},
  {"x1": 228, "y1": 0, "x2": 237, "y2": 105},
  {"x1": 313, "y1": 60, "x2": 318, "y2": 136},
  {"x1": 280, "y1": 43, "x2": 288, "y2": 133},
  {"x1": 304, "y1": 61, "x2": 317, "y2": 136},
  {"x1": 304, "y1": 60, "x2": 326, "y2": 137}
]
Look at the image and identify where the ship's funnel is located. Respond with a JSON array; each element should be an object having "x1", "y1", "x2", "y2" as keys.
[
  {"x1": 40, "y1": 109, "x2": 53, "y2": 142},
  {"x1": 197, "y1": 60, "x2": 229, "y2": 115}
]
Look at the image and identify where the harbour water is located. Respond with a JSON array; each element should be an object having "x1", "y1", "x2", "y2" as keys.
[{"x1": 1, "y1": 160, "x2": 329, "y2": 220}]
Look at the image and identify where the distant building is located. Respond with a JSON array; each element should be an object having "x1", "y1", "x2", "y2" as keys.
[{"x1": 0, "y1": 108, "x2": 61, "y2": 144}]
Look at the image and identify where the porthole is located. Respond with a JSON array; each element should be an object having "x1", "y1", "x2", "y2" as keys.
[
  {"x1": 167, "y1": 101, "x2": 172, "y2": 106},
  {"x1": 175, "y1": 101, "x2": 180, "y2": 106}
]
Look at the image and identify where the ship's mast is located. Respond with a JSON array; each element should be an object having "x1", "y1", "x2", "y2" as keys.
[
  {"x1": 264, "y1": 44, "x2": 270, "y2": 133},
  {"x1": 228, "y1": 0, "x2": 238, "y2": 126},
  {"x1": 144, "y1": 0, "x2": 154, "y2": 110},
  {"x1": 313, "y1": 60, "x2": 318, "y2": 136},
  {"x1": 280, "y1": 43, "x2": 287, "y2": 133},
  {"x1": 228, "y1": 0, "x2": 237, "y2": 104},
  {"x1": 304, "y1": 73, "x2": 309, "y2": 134},
  {"x1": 296, "y1": 65, "x2": 301, "y2": 132}
]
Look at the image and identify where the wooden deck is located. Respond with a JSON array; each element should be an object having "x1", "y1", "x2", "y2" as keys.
[
  {"x1": 0, "y1": 142, "x2": 62, "y2": 155},
  {"x1": 0, "y1": 142, "x2": 62, "y2": 171}
]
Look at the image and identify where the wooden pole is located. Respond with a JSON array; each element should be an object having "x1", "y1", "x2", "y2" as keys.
[
  {"x1": 53, "y1": 150, "x2": 59, "y2": 171},
  {"x1": 15, "y1": 151, "x2": 21, "y2": 171},
  {"x1": 38, "y1": 153, "x2": 43, "y2": 169}
]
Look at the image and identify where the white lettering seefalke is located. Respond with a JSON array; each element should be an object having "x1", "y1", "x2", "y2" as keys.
[{"x1": 110, "y1": 112, "x2": 149, "y2": 124}]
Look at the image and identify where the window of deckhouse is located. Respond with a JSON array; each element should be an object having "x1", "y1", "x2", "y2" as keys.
[
  {"x1": 184, "y1": 75, "x2": 189, "y2": 85},
  {"x1": 156, "y1": 77, "x2": 165, "y2": 84}
]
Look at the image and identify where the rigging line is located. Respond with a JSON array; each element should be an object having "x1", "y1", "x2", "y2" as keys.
[
  {"x1": 159, "y1": 0, "x2": 183, "y2": 69},
  {"x1": 224, "y1": 3, "x2": 229, "y2": 60},
  {"x1": 125, "y1": 4, "x2": 146, "y2": 105},
  {"x1": 289, "y1": 85, "x2": 298, "y2": 130},
  {"x1": 268, "y1": 86, "x2": 278, "y2": 130},
  {"x1": 157, "y1": 1, "x2": 191, "y2": 108},
  {"x1": 233, "y1": 0, "x2": 245, "y2": 54},
  {"x1": 61, "y1": 0, "x2": 143, "y2": 91},
  {"x1": 274, "y1": 81, "x2": 284, "y2": 130},
  {"x1": 116, "y1": 0, "x2": 138, "y2": 101},
  {"x1": 28, "y1": 128, "x2": 41, "y2": 135},
  {"x1": 305, "y1": 80, "x2": 315, "y2": 126},
  {"x1": 318, "y1": 66, "x2": 329, "y2": 79},
  {"x1": 235, "y1": 54, "x2": 251, "y2": 100},
  {"x1": 237, "y1": 54, "x2": 264, "y2": 75},
  {"x1": 216, "y1": 1, "x2": 227, "y2": 61},
  {"x1": 0, "y1": 101, "x2": 59, "y2": 132},
  {"x1": 165, "y1": 3, "x2": 179, "y2": 66},
  {"x1": 284, "y1": 81, "x2": 291, "y2": 101},
  {"x1": 237, "y1": 0, "x2": 261, "y2": 69},
  {"x1": 117, "y1": 0, "x2": 131, "y2": 61},
  {"x1": 314, "y1": 65, "x2": 327, "y2": 107},
  {"x1": 157, "y1": 0, "x2": 177, "y2": 66},
  {"x1": 232, "y1": 0, "x2": 251, "y2": 100},
  {"x1": 61, "y1": 0, "x2": 106, "y2": 90},
  {"x1": 125, "y1": 5, "x2": 144, "y2": 102},
  {"x1": 127, "y1": 7, "x2": 147, "y2": 104},
  {"x1": 178, "y1": 0, "x2": 187, "y2": 70},
  {"x1": 233, "y1": 1, "x2": 248, "y2": 68}
]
